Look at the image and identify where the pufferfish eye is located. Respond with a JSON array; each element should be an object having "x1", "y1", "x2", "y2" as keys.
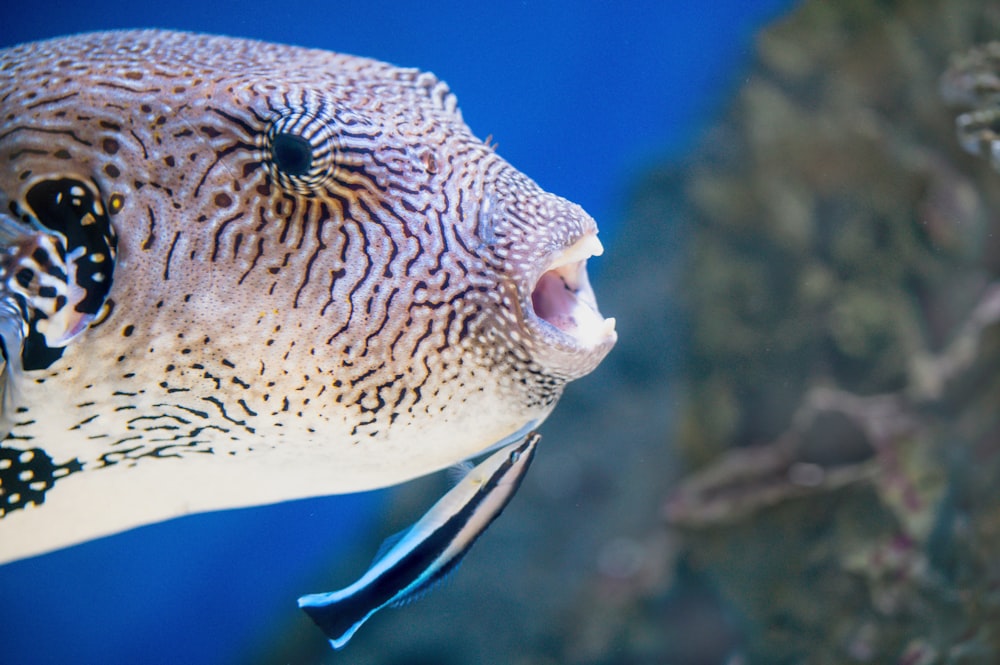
[
  {"x1": 264, "y1": 108, "x2": 340, "y2": 193},
  {"x1": 271, "y1": 132, "x2": 313, "y2": 177}
]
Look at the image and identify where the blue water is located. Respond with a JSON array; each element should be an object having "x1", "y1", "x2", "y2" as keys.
[
  {"x1": 0, "y1": 2, "x2": 796, "y2": 663},
  {"x1": 0, "y1": 492, "x2": 381, "y2": 664}
]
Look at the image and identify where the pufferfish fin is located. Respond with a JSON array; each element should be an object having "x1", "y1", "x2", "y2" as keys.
[
  {"x1": 0, "y1": 291, "x2": 26, "y2": 439},
  {"x1": 14, "y1": 178, "x2": 118, "y2": 354},
  {"x1": 0, "y1": 179, "x2": 117, "y2": 380},
  {"x1": 0, "y1": 212, "x2": 32, "y2": 438}
]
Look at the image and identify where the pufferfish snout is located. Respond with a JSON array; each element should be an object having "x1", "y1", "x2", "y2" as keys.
[
  {"x1": 471, "y1": 168, "x2": 616, "y2": 380},
  {"x1": 0, "y1": 29, "x2": 616, "y2": 563}
]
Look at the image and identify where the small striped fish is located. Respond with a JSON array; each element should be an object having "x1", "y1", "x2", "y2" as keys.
[
  {"x1": 0, "y1": 31, "x2": 615, "y2": 563},
  {"x1": 299, "y1": 431, "x2": 539, "y2": 649}
]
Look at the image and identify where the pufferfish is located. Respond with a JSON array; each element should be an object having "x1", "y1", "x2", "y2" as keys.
[{"x1": 0, "y1": 26, "x2": 615, "y2": 586}]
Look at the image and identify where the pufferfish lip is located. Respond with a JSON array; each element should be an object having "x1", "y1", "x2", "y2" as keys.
[{"x1": 528, "y1": 233, "x2": 617, "y2": 349}]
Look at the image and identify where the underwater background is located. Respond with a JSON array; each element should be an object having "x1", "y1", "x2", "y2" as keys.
[{"x1": 4, "y1": 1, "x2": 1000, "y2": 664}]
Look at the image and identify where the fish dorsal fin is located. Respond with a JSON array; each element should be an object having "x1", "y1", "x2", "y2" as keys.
[
  {"x1": 370, "y1": 527, "x2": 410, "y2": 566},
  {"x1": 446, "y1": 460, "x2": 475, "y2": 486}
]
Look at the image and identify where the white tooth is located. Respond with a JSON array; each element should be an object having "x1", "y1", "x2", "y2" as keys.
[
  {"x1": 586, "y1": 235, "x2": 605, "y2": 257},
  {"x1": 602, "y1": 317, "x2": 616, "y2": 337},
  {"x1": 549, "y1": 234, "x2": 604, "y2": 270}
]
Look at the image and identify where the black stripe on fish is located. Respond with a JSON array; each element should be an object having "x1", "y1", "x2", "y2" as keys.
[{"x1": 298, "y1": 431, "x2": 539, "y2": 649}]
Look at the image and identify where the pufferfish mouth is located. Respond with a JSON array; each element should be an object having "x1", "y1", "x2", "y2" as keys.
[{"x1": 528, "y1": 233, "x2": 617, "y2": 349}]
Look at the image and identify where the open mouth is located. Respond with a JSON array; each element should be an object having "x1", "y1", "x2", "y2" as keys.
[{"x1": 529, "y1": 233, "x2": 616, "y2": 348}]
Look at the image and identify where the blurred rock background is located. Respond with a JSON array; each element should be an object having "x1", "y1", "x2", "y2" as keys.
[{"x1": 276, "y1": 0, "x2": 1000, "y2": 663}]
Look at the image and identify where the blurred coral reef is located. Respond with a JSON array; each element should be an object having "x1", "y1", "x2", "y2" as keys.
[
  {"x1": 647, "y1": 0, "x2": 1000, "y2": 662},
  {"x1": 280, "y1": 1, "x2": 1000, "y2": 663}
]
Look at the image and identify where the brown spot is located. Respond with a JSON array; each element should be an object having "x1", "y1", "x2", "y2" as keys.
[
  {"x1": 122, "y1": 324, "x2": 135, "y2": 337},
  {"x1": 164, "y1": 155, "x2": 175, "y2": 167},
  {"x1": 102, "y1": 138, "x2": 120, "y2": 155},
  {"x1": 173, "y1": 86, "x2": 187, "y2": 94},
  {"x1": 124, "y1": 71, "x2": 143, "y2": 81},
  {"x1": 214, "y1": 192, "x2": 232, "y2": 207},
  {"x1": 104, "y1": 164, "x2": 121, "y2": 178},
  {"x1": 54, "y1": 149, "x2": 71, "y2": 160}
]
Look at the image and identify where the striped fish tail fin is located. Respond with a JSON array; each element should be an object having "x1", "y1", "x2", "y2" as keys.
[{"x1": 297, "y1": 589, "x2": 375, "y2": 650}]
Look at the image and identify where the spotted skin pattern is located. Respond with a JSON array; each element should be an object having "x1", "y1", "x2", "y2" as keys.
[{"x1": 0, "y1": 31, "x2": 615, "y2": 561}]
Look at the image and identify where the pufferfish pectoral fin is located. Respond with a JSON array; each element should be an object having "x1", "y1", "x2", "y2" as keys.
[
  {"x1": 0, "y1": 210, "x2": 37, "y2": 436},
  {"x1": 0, "y1": 178, "x2": 117, "y2": 370},
  {"x1": 8, "y1": 178, "x2": 118, "y2": 353},
  {"x1": 0, "y1": 194, "x2": 117, "y2": 435},
  {"x1": 0, "y1": 289, "x2": 26, "y2": 439}
]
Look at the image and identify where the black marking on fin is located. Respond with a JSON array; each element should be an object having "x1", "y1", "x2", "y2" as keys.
[
  {"x1": 21, "y1": 314, "x2": 64, "y2": 370},
  {"x1": 25, "y1": 178, "x2": 117, "y2": 316}
]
